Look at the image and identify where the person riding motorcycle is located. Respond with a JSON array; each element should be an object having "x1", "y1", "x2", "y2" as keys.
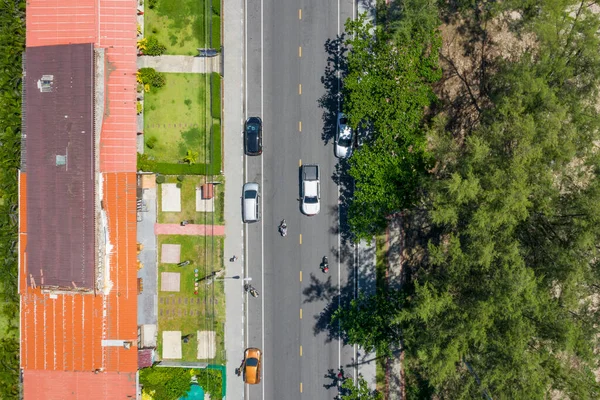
[
  {"x1": 322, "y1": 256, "x2": 329, "y2": 273},
  {"x1": 279, "y1": 219, "x2": 288, "y2": 236}
]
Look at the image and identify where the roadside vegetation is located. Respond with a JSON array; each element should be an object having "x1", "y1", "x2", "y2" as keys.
[
  {"x1": 0, "y1": 1, "x2": 24, "y2": 398},
  {"x1": 336, "y1": 0, "x2": 600, "y2": 398},
  {"x1": 140, "y1": 365, "x2": 223, "y2": 399}
]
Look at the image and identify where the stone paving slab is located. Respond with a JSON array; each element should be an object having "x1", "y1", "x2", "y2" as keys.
[
  {"x1": 160, "y1": 272, "x2": 181, "y2": 292},
  {"x1": 161, "y1": 183, "x2": 181, "y2": 212},
  {"x1": 137, "y1": 55, "x2": 220, "y2": 73},
  {"x1": 197, "y1": 330, "x2": 216, "y2": 359},
  {"x1": 161, "y1": 244, "x2": 181, "y2": 263},
  {"x1": 196, "y1": 187, "x2": 215, "y2": 212},
  {"x1": 162, "y1": 330, "x2": 182, "y2": 359}
]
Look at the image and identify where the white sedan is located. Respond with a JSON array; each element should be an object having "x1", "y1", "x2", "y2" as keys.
[{"x1": 335, "y1": 112, "x2": 353, "y2": 158}]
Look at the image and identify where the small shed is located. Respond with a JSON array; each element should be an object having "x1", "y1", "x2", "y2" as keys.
[{"x1": 201, "y1": 183, "x2": 214, "y2": 199}]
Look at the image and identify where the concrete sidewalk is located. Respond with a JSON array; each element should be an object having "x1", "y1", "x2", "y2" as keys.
[
  {"x1": 137, "y1": 55, "x2": 221, "y2": 74},
  {"x1": 356, "y1": 240, "x2": 378, "y2": 390},
  {"x1": 386, "y1": 215, "x2": 405, "y2": 400},
  {"x1": 222, "y1": 0, "x2": 246, "y2": 398},
  {"x1": 154, "y1": 223, "x2": 225, "y2": 236}
]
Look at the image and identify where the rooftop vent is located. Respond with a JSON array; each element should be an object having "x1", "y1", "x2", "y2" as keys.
[
  {"x1": 37, "y1": 75, "x2": 54, "y2": 92},
  {"x1": 56, "y1": 155, "x2": 66, "y2": 166}
]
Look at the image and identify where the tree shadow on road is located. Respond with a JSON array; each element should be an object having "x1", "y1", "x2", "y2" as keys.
[{"x1": 318, "y1": 34, "x2": 348, "y2": 145}]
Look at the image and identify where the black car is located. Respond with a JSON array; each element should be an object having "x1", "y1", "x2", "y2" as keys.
[{"x1": 244, "y1": 117, "x2": 262, "y2": 155}]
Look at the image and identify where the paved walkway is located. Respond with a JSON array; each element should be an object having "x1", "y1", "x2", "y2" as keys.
[
  {"x1": 356, "y1": 240, "x2": 378, "y2": 391},
  {"x1": 154, "y1": 223, "x2": 225, "y2": 236},
  {"x1": 221, "y1": 0, "x2": 246, "y2": 396},
  {"x1": 386, "y1": 214, "x2": 405, "y2": 400},
  {"x1": 137, "y1": 55, "x2": 221, "y2": 74},
  {"x1": 138, "y1": 187, "x2": 158, "y2": 325}
]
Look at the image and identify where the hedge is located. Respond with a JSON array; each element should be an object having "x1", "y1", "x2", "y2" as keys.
[
  {"x1": 211, "y1": 120, "x2": 222, "y2": 172},
  {"x1": 211, "y1": 15, "x2": 221, "y2": 49},
  {"x1": 212, "y1": 0, "x2": 221, "y2": 16},
  {"x1": 211, "y1": 72, "x2": 221, "y2": 120}
]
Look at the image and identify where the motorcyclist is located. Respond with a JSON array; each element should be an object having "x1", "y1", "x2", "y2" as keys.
[
  {"x1": 322, "y1": 256, "x2": 329, "y2": 273},
  {"x1": 279, "y1": 219, "x2": 288, "y2": 236}
]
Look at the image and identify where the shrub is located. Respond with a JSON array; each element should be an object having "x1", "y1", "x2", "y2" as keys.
[
  {"x1": 136, "y1": 101, "x2": 143, "y2": 114},
  {"x1": 155, "y1": 174, "x2": 166, "y2": 184},
  {"x1": 176, "y1": 182, "x2": 182, "y2": 189},
  {"x1": 194, "y1": 368, "x2": 222, "y2": 399},
  {"x1": 211, "y1": 73, "x2": 221, "y2": 119},
  {"x1": 177, "y1": 175, "x2": 185, "y2": 182},
  {"x1": 137, "y1": 83, "x2": 144, "y2": 92},
  {"x1": 147, "y1": 0, "x2": 158, "y2": 9},
  {"x1": 138, "y1": 68, "x2": 166, "y2": 90},
  {"x1": 145, "y1": 35, "x2": 166, "y2": 56},
  {"x1": 145, "y1": 136, "x2": 157, "y2": 149}
]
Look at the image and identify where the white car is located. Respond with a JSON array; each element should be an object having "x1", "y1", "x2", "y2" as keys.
[
  {"x1": 301, "y1": 164, "x2": 320, "y2": 216},
  {"x1": 335, "y1": 112, "x2": 353, "y2": 158}
]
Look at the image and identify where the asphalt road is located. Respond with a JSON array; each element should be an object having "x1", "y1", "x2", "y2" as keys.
[{"x1": 243, "y1": 0, "x2": 358, "y2": 399}]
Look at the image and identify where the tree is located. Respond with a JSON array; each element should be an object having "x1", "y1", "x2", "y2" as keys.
[
  {"x1": 337, "y1": 1, "x2": 600, "y2": 398},
  {"x1": 332, "y1": 291, "x2": 402, "y2": 356},
  {"x1": 342, "y1": 12, "x2": 441, "y2": 240},
  {"x1": 339, "y1": 374, "x2": 383, "y2": 400}
]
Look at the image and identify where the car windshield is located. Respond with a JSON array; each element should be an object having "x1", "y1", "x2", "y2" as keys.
[
  {"x1": 304, "y1": 197, "x2": 318, "y2": 204},
  {"x1": 247, "y1": 123, "x2": 260, "y2": 133},
  {"x1": 244, "y1": 190, "x2": 257, "y2": 199},
  {"x1": 246, "y1": 358, "x2": 259, "y2": 367},
  {"x1": 338, "y1": 136, "x2": 352, "y2": 147}
]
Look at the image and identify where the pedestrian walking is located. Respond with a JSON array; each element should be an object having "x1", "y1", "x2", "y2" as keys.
[{"x1": 230, "y1": 255, "x2": 238, "y2": 262}]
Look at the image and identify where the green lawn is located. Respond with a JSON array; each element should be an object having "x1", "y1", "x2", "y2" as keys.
[
  {"x1": 145, "y1": 0, "x2": 220, "y2": 55},
  {"x1": 157, "y1": 175, "x2": 225, "y2": 225},
  {"x1": 156, "y1": 235, "x2": 226, "y2": 363},
  {"x1": 144, "y1": 73, "x2": 214, "y2": 164}
]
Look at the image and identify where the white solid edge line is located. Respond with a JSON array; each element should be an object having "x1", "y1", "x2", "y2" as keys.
[
  {"x1": 243, "y1": 0, "x2": 250, "y2": 399},
  {"x1": 261, "y1": 0, "x2": 266, "y2": 398}
]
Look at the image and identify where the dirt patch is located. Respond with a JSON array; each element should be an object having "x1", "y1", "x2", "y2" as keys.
[{"x1": 435, "y1": 11, "x2": 537, "y2": 139}]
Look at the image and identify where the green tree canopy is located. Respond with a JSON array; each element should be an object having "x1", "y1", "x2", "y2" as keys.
[
  {"x1": 343, "y1": 10, "x2": 441, "y2": 240},
  {"x1": 337, "y1": 0, "x2": 600, "y2": 398}
]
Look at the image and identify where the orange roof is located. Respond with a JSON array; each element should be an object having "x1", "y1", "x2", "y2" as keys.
[
  {"x1": 23, "y1": 370, "x2": 137, "y2": 400},
  {"x1": 26, "y1": 0, "x2": 98, "y2": 48}
]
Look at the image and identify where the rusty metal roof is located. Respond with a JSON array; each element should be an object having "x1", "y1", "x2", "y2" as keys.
[{"x1": 24, "y1": 43, "x2": 95, "y2": 290}]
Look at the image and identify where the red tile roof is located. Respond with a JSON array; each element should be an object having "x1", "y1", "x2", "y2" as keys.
[{"x1": 23, "y1": 370, "x2": 137, "y2": 400}]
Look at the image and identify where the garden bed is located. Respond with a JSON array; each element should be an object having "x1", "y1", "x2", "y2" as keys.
[{"x1": 156, "y1": 235, "x2": 225, "y2": 363}]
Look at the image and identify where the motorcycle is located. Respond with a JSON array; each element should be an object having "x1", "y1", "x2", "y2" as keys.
[
  {"x1": 321, "y1": 256, "x2": 329, "y2": 273},
  {"x1": 245, "y1": 284, "x2": 259, "y2": 298},
  {"x1": 279, "y1": 219, "x2": 288, "y2": 237}
]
